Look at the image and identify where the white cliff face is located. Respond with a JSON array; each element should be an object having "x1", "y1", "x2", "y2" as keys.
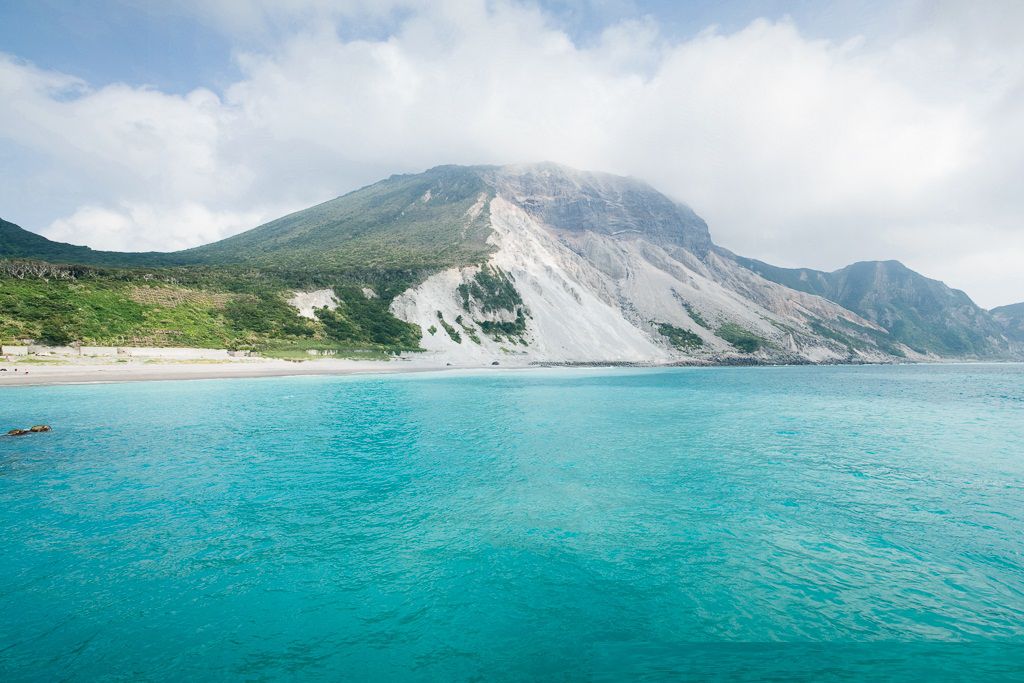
[
  {"x1": 389, "y1": 266, "x2": 505, "y2": 362},
  {"x1": 289, "y1": 289, "x2": 338, "y2": 319},
  {"x1": 391, "y1": 194, "x2": 898, "y2": 364},
  {"x1": 390, "y1": 198, "x2": 668, "y2": 363},
  {"x1": 487, "y1": 198, "x2": 671, "y2": 362}
]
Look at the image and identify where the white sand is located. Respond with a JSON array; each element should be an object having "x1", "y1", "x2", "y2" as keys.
[{"x1": 0, "y1": 355, "x2": 525, "y2": 387}]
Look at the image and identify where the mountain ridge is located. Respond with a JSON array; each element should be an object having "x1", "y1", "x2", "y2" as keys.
[
  {"x1": 729, "y1": 253, "x2": 1013, "y2": 358},
  {"x1": 2, "y1": 163, "x2": 714, "y2": 269},
  {"x1": 991, "y1": 302, "x2": 1024, "y2": 342},
  {"x1": 0, "y1": 217, "x2": 173, "y2": 267}
]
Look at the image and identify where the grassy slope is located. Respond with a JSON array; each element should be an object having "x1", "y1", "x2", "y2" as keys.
[
  {"x1": 0, "y1": 219, "x2": 177, "y2": 268},
  {"x1": 0, "y1": 265, "x2": 422, "y2": 354},
  {"x1": 180, "y1": 165, "x2": 495, "y2": 277},
  {"x1": 0, "y1": 276, "x2": 233, "y2": 347},
  {"x1": 4, "y1": 166, "x2": 495, "y2": 276},
  {"x1": 1, "y1": 167, "x2": 500, "y2": 352}
]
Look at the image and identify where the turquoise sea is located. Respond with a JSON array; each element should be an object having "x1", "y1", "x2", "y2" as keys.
[{"x1": 2, "y1": 365, "x2": 1024, "y2": 680}]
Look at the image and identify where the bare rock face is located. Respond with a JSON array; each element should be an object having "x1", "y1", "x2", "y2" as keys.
[
  {"x1": 30, "y1": 425, "x2": 51, "y2": 432},
  {"x1": 392, "y1": 195, "x2": 899, "y2": 365},
  {"x1": 484, "y1": 163, "x2": 713, "y2": 257}
]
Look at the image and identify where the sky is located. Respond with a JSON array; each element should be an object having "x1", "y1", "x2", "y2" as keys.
[{"x1": 1, "y1": 0, "x2": 1022, "y2": 307}]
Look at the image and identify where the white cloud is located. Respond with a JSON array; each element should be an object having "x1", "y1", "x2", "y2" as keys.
[
  {"x1": 46, "y1": 202, "x2": 270, "y2": 252},
  {"x1": 1, "y1": 0, "x2": 1022, "y2": 306}
]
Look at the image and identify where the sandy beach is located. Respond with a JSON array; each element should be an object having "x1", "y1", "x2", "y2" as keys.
[{"x1": 0, "y1": 355, "x2": 517, "y2": 387}]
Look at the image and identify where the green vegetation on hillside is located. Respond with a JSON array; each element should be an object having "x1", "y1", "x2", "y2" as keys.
[
  {"x1": 717, "y1": 323, "x2": 764, "y2": 353},
  {"x1": 0, "y1": 167, "x2": 506, "y2": 355},
  {"x1": 477, "y1": 310, "x2": 528, "y2": 341},
  {"x1": 457, "y1": 265, "x2": 523, "y2": 313},
  {"x1": 435, "y1": 311, "x2": 461, "y2": 343},
  {"x1": 807, "y1": 319, "x2": 905, "y2": 357},
  {"x1": 682, "y1": 303, "x2": 710, "y2": 329},
  {"x1": 179, "y1": 166, "x2": 497, "y2": 277},
  {"x1": 5, "y1": 166, "x2": 497, "y2": 278},
  {"x1": 325, "y1": 286, "x2": 420, "y2": 348},
  {"x1": 454, "y1": 265, "x2": 530, "y2": 343},
  {"x1": 225, "y1": 295, "x2": 315, "y2": 338},
  {"x1": 657, "y1": 322, "x2": 704, "y2": 350},
  {"x1": 0, "y1": 276, "x2": 237, "y2": 347},
  {"x1": 0, "y1": 262, "x2": 422, "y2": 354},
  {"x1": 455, "y1": 315, "x2": 482, "y2": 344},
  {"x1": 0, "y1": 219, "x2": 172, "y2": 268}
]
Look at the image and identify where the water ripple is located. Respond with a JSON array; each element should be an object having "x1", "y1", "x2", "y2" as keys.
[{"x1": 2, "y1": 365, "x2": 1024, "y2": 679}]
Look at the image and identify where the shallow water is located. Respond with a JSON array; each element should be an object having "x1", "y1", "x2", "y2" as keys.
[{"x1": 2, "y1": 365, "x2": 1024, "y2": 680}]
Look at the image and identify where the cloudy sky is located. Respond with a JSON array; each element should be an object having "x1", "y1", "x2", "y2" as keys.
[{"x1": 1, "y1": 0, "x2": 1022, "y2": 307}]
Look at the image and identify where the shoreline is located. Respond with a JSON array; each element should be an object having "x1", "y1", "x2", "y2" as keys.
[
  {"x1": 1, "y1": 354, "x2": 1018, "y2": 388},
  {"x1": 0, "y1": 357, "x2": 478, "y2": 387}
]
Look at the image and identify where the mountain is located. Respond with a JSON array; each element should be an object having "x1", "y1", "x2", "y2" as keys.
[
  {"x1": 0, "y1": 218, "x2": 173, "y2": 268},
  {"x1": 385, "y1": 166, "x2": 894, "y2": 363},
  {"x1": 1, "y1": 165, "x2": 498, "y2": 277},
  {"x1": 731, "y1": 255, "x2": 1015, "y2": 358},
  {"x1": 991, "y1": 302, "x2": 1024, "y2": 342},
  {"x1": 2, "y1": 163, "x2": 1020, "y2": 362},
  {"x1": 178, "y1": 165, "x2": 495, "y2": 276}
]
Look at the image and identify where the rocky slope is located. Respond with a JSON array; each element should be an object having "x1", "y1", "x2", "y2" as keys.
[
  {"x1": 991, "y1": 302, "x2": 1024, "y2": 343},
  {"x1": 389, "y1": 166, "x2": 943, "y2": 364},
  {"x1": 733, "y1": 255, "x2": 1016, "y2": 358}
]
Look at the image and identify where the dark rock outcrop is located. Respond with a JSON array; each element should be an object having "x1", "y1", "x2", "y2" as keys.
[{"x1": 4, "y1": 425, "x2": 51, "y2": 436}]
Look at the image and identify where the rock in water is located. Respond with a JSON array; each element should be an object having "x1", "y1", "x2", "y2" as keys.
[{"x1": 3, "y1": 425, "x2": 51, "y2": 436}]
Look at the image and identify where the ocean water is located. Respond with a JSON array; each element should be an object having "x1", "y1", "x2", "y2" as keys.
[{"x1": 2, "y1": 364, "x2": 1023, "y2": 681}]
